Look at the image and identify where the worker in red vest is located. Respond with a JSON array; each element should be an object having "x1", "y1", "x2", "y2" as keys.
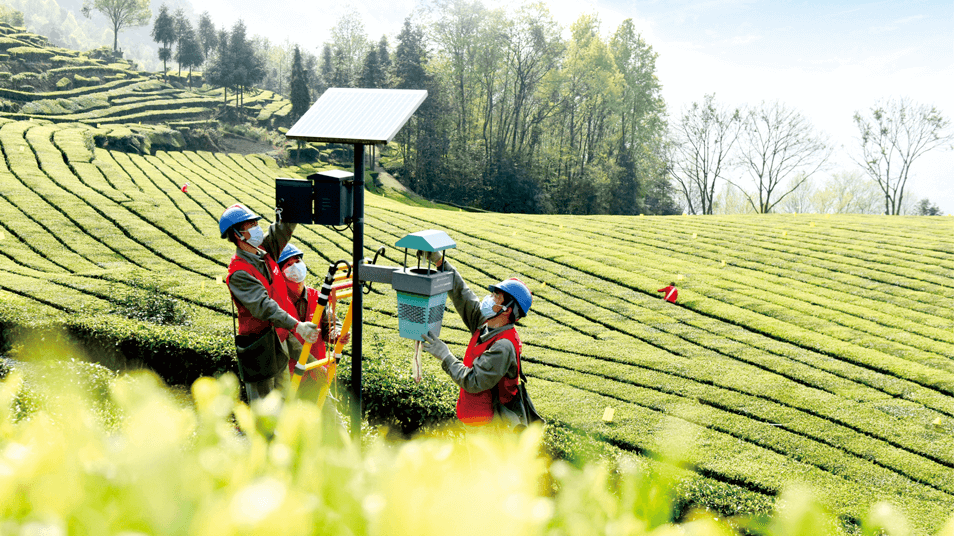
[
  {"x1": 419, "y1": 251, "x2": 532, "y2": 429},
  {"x1": 220, "y1": 204, "x2": 319, "y2": 402},
  {"x1": 277, "y1": 243, "x2": 349, "y2": 401},
  {"x1": 657, "y1": 282, "x2": 678, "y2": 303}
]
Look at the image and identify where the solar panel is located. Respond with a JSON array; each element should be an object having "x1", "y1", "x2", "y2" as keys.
[{"x1": 285, "y1": 88, "x2": 428, "y2": 144}]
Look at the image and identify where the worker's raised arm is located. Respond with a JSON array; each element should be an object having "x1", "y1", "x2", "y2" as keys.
[{"x1": 439, "y1": 260, "x2": 485, "y2": 333}]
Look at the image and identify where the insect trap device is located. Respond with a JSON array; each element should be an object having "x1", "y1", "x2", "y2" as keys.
[
  {"x1": 392, "y1": 230, "x2": 456, "y2": 340},
  {"x1": 360, "y1": 230, "x2": 456, "y2": 382}
]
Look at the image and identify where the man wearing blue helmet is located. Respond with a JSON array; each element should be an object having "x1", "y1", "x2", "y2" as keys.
[
  {"x1": 219, "y1": 203, "x2": 319, "y2": 402},
  {"x1": 419, "y1": 251, "x2": 532, "y2": 428},
  {"x1": 277, "y1": 243, "x2": 348, "y2": 400}
]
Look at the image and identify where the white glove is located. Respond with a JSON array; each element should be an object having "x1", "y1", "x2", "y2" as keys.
[
  {"x1": 416, "y1": 250, "x2": 443, "y2": 267},
  {"x1": 421, "y1": 331, "x2": 453, "y2": 362},
  {"x1": 296, "y1": 322, "x2": 320, "y2": 344}
]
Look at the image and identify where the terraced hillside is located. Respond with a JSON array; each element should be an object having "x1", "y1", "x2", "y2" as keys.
[
  {"x1": 0, "y1": 119, "x2": 952, "y2": 532},
  {"x1": 0, "y1": 25, "x2": 291, "y2": 128}
]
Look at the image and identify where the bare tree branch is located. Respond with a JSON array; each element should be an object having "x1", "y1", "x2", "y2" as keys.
[
  {"x1": 852, "y1": 97, "x2": 953, "y2": 215},
  {"x1": 667, "y1": 94, "x2": 741, "y2": 214},
  {"x1": 737, "y1": 101, "x2": 831, "y2": 213}
]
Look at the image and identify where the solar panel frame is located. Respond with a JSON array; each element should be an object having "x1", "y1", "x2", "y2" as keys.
[{"x1": 285, "y1": 88, "x2": 428, "y2": 144}]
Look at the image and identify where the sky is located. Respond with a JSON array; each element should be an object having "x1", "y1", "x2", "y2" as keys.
[{"x1": 186, "y1": 0, "x2": 954, "y2": 215}]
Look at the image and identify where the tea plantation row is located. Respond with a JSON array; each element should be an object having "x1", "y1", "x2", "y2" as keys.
[{"x1": 0, "y1": 120, "x2": 952, "y2": 533}]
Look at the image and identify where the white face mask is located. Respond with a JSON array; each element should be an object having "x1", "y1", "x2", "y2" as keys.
[
  {"x1": 283, "y1": 261, "x2": 307, "y2": 283},
  {"x1": 239, "y1": 225, "x2": 264, "y2": 248},
  {"x1": 479, "y1": 294, "x2": 499, "y2": 320}
]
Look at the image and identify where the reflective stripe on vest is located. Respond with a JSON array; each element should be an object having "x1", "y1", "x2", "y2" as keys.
[
  {"x1": 226, "y1": 253, "x2": 294, "y2": 342},
  {"x1": 456, "y1": 328, "x2": 522, "y2": 425}
]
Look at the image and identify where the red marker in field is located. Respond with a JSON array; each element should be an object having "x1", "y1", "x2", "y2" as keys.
[
  {"x1": 181, "y1": 183, "x2": 189, "y2": 193},
  {"x1": 657, "y1": 282, "x2": 678, "y2": 303}
]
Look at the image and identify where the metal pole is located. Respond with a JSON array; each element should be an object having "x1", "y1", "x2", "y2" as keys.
[{"x1": 351, "y1": 143, "x2": 364, "y2": 441}]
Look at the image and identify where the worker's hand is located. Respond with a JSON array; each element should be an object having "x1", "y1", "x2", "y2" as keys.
[
  {"x1": 296, "y1": 322, "x2": 320, "y2": 343},
  {"x1": 416, "y1": 250, "x2": 443, "y2": 267},
  {"x1": 330, "y1": 328, "x2": 351, "y2": 346},
  {"x1": 421, "y1": 331, "x2": 453, "y2": 362}
]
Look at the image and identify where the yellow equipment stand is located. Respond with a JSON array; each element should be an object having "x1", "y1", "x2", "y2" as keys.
[{"x1": 288, "y1": 260, "x2": 353, "y2": 408}]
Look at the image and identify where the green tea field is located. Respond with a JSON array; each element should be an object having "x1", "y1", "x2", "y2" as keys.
[
  {"x1": 0, "y1": 118, "x2": 953, "y2": 532},
  {"x1": 0, "y1": 23, "x2": 291, "y2": 129}
]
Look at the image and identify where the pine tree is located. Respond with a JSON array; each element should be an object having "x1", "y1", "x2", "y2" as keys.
[
  {"x1": 197, "y1": 11, "x2": 217, "y2": 60},
  {"x1": 358, "y1": 47, "x2": 381, "y2": 88},
  {"x1": 225, "y1": 20, "x2": 265, "y2": 109},
  {"x1": 289, "y1": 45, "x2": 310, "y2": 121},
  {"x1": 176, "y1": 23, "x2": 204, "y2": 87},
  {"x1": 173, "y1": 8, "x2": 187, "y2": 76},
  {"x1": 204, "y1": 28, "x2": 232, "y2": 104},
  {"x1": 377, "y1": 35, "x2": 391, "y2": 87},
  {"x1": 393, "y1": 18, "x2": 426, "y2": 90},
  {"x1": 150, "y1": 4, "x2": 175, "y2": 74}
]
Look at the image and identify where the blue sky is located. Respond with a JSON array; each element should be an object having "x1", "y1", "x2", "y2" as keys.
[{"x1": 190, "y1": 0, "x2": 954, "y2": 214}]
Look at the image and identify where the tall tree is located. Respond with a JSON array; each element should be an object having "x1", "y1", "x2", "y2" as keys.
[
  {"x1": 550, "y1": 14, "x2": 622, "y2": 214},
  {"x1": 81, "y1": 0, "x2": 151, "y2": 52},
  {"x1": 268, "y1": 39, "x2": 292, "y2": 95},
  {"x1": 204, "y1": 27, "x2": 233, "y2": 104},
  {"x1": 668, "y1": 94, "x2": 742, "y2": 215},
  {"x1": 376, "y1": 35, "x2": 391, "y2": 87},
  {"x1": 301, "y1": 50, "x2": 322, "y2": 99},
  {"x1": 392, "y1": 17, "x2": 446, "y2": 197},
  {"x1": 318, "y1": 43, "x2": 333, "y2": 93},
  {"x1": 358, "y1": 47, "x2": 382, "y2": 88},
  {"x1": 853, "y1": 97, "x2": 953, "y2": 215},
  {"x1": 428, "y1": 0, "x2": 487, "y2": 141},
  {"x1": 289, "y1": 45, "x2": 310, "y2": 121},
  {"x1": 172, "y1": 7, "x2": 187, "y2": 76},
  {"x1": 150, "y1": 4, "x2": 175, "y2": 74},
  {"x1": 608, "y1": 18, "x2": 669, "y2": 214},
  {"x1": 176, "y1": 21, "x2": 203, "y2": 86},
  {"x1": 329, "y1": 11, "x2": 369, "y2": 87},
  {"x1": 734, "y1": 101, "x2": 831, "y2": 213},
  {"x1": 226, "y1": 20, "x2": 265, "y2": 109},
  {"x1": 502, "y1": 3, "x2": 562, "y2": 156},
  {"x1": 197, "y1": 11, "x2": 217, "y2": 60}
]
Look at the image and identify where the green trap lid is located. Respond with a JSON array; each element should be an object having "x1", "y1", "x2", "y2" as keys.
[{"x1": 395, "y1": 230, "x2": 456, "y2": 252}]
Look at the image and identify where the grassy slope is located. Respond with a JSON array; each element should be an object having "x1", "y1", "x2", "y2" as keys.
[{"x1": 0, "y1": 121, "x2": 953, "y2": 532}]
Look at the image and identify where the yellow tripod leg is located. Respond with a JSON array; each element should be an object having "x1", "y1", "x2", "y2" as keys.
[
  {"x1": 316, "y1": 297, "x2": 353, "y2": 409},
  {"x1": 289, "y1": 261, "x2": 349, "y2": 397}
]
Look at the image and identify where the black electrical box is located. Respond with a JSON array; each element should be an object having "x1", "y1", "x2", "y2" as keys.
[
  {"x1": 275, "y1": 170, "x2": 354, "y2": 225},
  {"x1": 275, "y1": 177, "x2": 314, "y2": 224},
  {"x1": 311, "y1": 170, "x2": 354, "y2": 226}
]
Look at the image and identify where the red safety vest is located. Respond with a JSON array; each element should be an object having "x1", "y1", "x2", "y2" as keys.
[
  {"x1": 226, "y1": 253, "x2": 294, "y2": 342},
  {"x1": 284, "y1": 284, "x2": 329, "y2": 380},
  {"x1": 456, "y1": 328, "x2": 522, "y2": 426}
]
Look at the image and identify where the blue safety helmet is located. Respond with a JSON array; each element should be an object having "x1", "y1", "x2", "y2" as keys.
[
  {"x1": 488, "y1": 278, "x2": 532, "y2": 319},
  {"x1": 278, "y1": 243, "x2": 304, "y2": 265},
  {"x1": 219, "y1": 203, "x2": 261, "y2": 238}
]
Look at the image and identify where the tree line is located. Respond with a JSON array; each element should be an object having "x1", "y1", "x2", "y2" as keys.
[
  {"x1": 668, "y1": 94, "x2": 952, "y2": 216},
  {"x1": 148, "y1": 2, "x2": 678, "y2": 215},
  {"x1": 125, "y1": 0, "x2": 952, "y2": 216}
]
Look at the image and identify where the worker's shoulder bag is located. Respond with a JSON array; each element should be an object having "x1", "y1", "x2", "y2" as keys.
[
  {"x1": 230, "y1": 299, "x2": 283, "y2": 384},
  {"x1": 234, "y1": 328, "x2": 283, "y2": 384},
  {"x1": 494, "y1": 367, "x2": 544, "y2": 432}
]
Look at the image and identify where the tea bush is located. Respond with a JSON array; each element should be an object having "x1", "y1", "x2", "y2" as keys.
[
  {"x1": 2, "y1": 371, "x2": 950, "y2": 536},
  {"x1": 110, "y1": 277, "x2": 193, "y2": 326}
]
